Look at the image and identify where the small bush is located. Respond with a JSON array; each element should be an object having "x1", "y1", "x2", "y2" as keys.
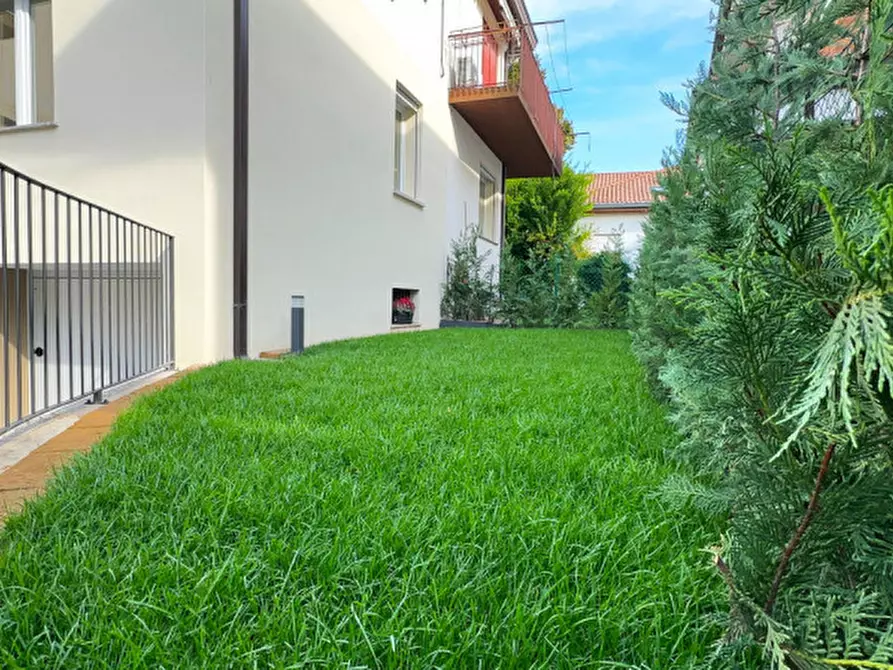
[
  {"x1": 577, "y1": 251, "x2": 632, "y2": 295},
  {"x1": 441, "y1": 229, "x2": 497, "y2": 322},
  {"x1": 577, "y1": 238, "x2": 632, "y2": 329},
  {"x1": 498, "y1": 249, "x2": 586, "y2": 328},
  {"x1": 581, "y1": 252, "x2": 631, "y2": 329}
]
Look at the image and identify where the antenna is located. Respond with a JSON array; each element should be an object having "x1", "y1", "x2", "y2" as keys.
[{"x1": 572, "y1": 131, "x2": 592, "y2": 153}]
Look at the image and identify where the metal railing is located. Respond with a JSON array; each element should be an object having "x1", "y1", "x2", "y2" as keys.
[
  {"x1": 448, "y1": 26, "x2": 565, "y2": 171},
  {"x1": 0, "y1": 162, "x2": 175, "y2": 436}
]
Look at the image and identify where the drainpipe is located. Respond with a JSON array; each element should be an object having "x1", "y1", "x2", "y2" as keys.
[
  {"x1": 500, "y1": 164, "x2": 507, "y2": 249},
  {"x1": 233, "y1": 0, "x2": 249, "y2": 358}
]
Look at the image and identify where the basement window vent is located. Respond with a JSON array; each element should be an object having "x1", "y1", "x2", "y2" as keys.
[{"x1": 391, "y1": 288, "x2": 418, "y2": 326}]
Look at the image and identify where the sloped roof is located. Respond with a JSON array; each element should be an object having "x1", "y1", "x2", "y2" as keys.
[
  {"x1": 587, "y1": 171, "x2": 662, "y2": 209},
  {"x1": 820, "y1": 13, "x2": 867, "y2": 58}
]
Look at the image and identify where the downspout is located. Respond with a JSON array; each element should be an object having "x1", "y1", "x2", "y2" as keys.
[
  {"x1": 233, "y1": 0, "x2": 249, "y2": 358},
  {"x1": 500, "y1": 164, "x2": 508, "y2": 250}
]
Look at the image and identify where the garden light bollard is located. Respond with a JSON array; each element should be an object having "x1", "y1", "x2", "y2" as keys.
[{"x1": 291, "y1": 295, "x2": 305, "y2": 354}]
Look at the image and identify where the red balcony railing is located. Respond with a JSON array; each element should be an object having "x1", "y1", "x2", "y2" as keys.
[{"x1": 448, "y1": 26, "x2": 564, "y2": 176}]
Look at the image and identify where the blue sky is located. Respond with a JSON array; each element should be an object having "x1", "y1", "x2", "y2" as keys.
[{"x1": 526, "y1": 0, "x2": 717, "y2": 173}]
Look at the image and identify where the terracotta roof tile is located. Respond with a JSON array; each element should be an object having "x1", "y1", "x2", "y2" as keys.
[
  {"x1": 587, "y1": 171, "x2": 663, "y2": 208},
  {"x1": 820, "y1": 14, "x2": 866, "y2": 58}
]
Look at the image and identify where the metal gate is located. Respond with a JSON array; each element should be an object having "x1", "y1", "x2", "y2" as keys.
[{"x1": 0, "y1": 162, "x2": 175, "y2": 436}]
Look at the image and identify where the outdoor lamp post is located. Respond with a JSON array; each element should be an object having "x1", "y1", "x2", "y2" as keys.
[{"x1": 291, "y1": 295, "x2": 305, "y2": 354}]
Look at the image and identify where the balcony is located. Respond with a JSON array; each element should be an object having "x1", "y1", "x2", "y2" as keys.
[{"x1": 448, "y1": 26, "x2": 564, "y2": 179}]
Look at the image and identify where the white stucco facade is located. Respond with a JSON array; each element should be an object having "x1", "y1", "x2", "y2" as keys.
[
  {"x1": 247, "y1": 0, "x2": 505, "y2": 355},
  {"x1": 0, "y1": 0, "x2": 232, "y2": 368},
  {"x1": 0, "y1": 0, "x2": 510, "y2": 368},
  {"x1": 580, "y1": 210, "x2": 649, "y2": 261}
]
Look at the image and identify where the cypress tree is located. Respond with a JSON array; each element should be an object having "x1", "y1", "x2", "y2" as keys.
[{"x1": 633, "y1": 1, "x2": 893, "y2": 666}]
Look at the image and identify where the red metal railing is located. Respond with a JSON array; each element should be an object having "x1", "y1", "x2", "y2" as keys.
[{"x1": 448, "y1": 26, "x2": 564, "y2": 173}]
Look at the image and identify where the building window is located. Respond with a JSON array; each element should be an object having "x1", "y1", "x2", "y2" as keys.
[
  {"x1": 0, "y1": 0, "x2": 54, "y2": 128},
  {"x1": 391, "y1": 287, "x2": 419, "y2": 326},
  {"x1": 479, "y1": 168, "x2": 499, "y2": 242},
  {"x1": 394, "y1": 84, "x2": 421, "y2": 200}
]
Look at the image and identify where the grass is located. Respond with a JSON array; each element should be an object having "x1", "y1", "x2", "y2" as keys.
[{"x1": 0, "y1": 329, "x2": 723, "y2": 668}]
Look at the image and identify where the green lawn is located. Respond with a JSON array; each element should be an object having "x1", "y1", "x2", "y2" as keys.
[{"x1": 0, "y1": 330, "x2": 723, "y2": 668}]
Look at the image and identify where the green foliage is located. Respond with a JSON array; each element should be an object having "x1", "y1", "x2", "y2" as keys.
[
  {"x1": 509, "y1": 55, "x2": 576, "y2": 153},
  {"x1": 557, "y1": 107, "x2": 576, "y2": 153},
  {"x1": 577, "y1": 250, "x2": 632, "y2": 295},
  {"x1": 583, "y1": 248, "x2": 631, "y2": 329},
  {"x1": 499, "y1": 165, "x2": 598, "y2": 328},
  {"x1": 0, "y1": 330, "x2": 725, "y2": 667},
  {"x1": 497, "y1": 248, "x2": 586, "y2": 328},
  {"x1": 577, "y1": 237, "x2": 633, "y2": 329},
  {"x1": 633, "y1": 0, "x2": 893, "y2": 666},
  {"x1": 505, "y1": 166, "x2": 591, "y2": 262},
  {"x1": 441, "y1": 227, "x2": 497, "y2": 322}
]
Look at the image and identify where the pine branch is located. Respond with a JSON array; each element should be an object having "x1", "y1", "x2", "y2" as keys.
[
  {"x1": 765, "y1": 442, "x2": 837, "y2": 615},
  {"x1": 795, "y1": 652, "x2": 893, "y2": 669}
]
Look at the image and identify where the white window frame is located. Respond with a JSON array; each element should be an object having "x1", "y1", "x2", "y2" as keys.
[
  {"x1": 1, "y1": 0, "x2": 38, "y2": 126},
  {"x1": 394, "y1": 83, "x2": 422, "y2": 203},
  {"x1": 478, "y1": 167, "x2": 499, "y2": 243}
]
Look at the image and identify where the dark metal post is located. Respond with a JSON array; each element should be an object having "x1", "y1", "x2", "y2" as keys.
[
  {"x1": 129, "y1": 220, "x2": 135, "y2": 377},
  {"x1": 98, "y1": 208, "x2": 105, "y2": 391},
  {"x1": 41, "y1": 188, "x2": 48, "y2": 410},
  {"x1": 13, "y1": 177, "x2": 21, "y2": 421},
  {"x1": 1, "y1": 169, "x2": 7, "y2": 429},
  {"x1": 116, "y1": 215, "x2": 123, "y2": 383},
  {"x1": 291, "y1": 295, "x2": 305, "y2": 355},
  {"x1": 168, "y1": 238, "x2": 175, "y2": 367},
  {"x1": 27, "y1": 181, "x2": 34, "y2": 416},
  {"x1": 54, "y1": 194, "x2": 60, "y2": 402},
  {"x1": 500, "y1": 164, "x2": 508, "y2": 248},
  {"x1": 78, "y1": 203, "x2": 85, "y2": 397},
  {"x1": 233, "y1": 0, "x2": 249, "y2": 358},
  {"x1": 87, "y1": 388, "x2": 107, "y2": 405},
  {"x1": 67, "y1": 198, "x2": 73, "y2": 399}
]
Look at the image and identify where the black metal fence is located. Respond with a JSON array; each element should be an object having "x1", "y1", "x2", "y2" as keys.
[{"x1": 0, "y1": 162, "x2": 175, "y2": 436}]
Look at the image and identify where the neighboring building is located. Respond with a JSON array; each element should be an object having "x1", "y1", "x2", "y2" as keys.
[
  {"x1": 0, "y1": 0, "x2": 565, "y2": 434},
  {"x1": 711, "y1": 2, "x2": 867, "y2": 123},
  {"x1": 578, "y1": 171, "x2": 661, "y2": 260}
]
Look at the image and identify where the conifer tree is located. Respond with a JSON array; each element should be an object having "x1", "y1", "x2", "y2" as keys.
[{"x1": 633, "y1": 1, "x2": 893, "y2": 666}]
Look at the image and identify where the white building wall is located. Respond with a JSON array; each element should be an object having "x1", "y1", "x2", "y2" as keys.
[
  {"x1": 0, "y1": 0, "x2": 232, "y2": 368},
  {"x1": 448, "y1": 0, "x2": 495, "y2": 32},
  {"x1": 0, "y1": 0, "x2": 504, "y2": 369},
  {"x1": 446, "y1": 0, "x2": 505, "y2": 278},
  {"x1": 580, "y1": 211, "x2": 649, "y2": 261},
  {"x1": 202, "y1": 1, "x2": 236, "y2": 364},
  {"x1": 247, "y1": 0, "x2": 503, "y2": 355},
  {"x1": 446, "y1": 110, "x2": 503, "y2": 278}
]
